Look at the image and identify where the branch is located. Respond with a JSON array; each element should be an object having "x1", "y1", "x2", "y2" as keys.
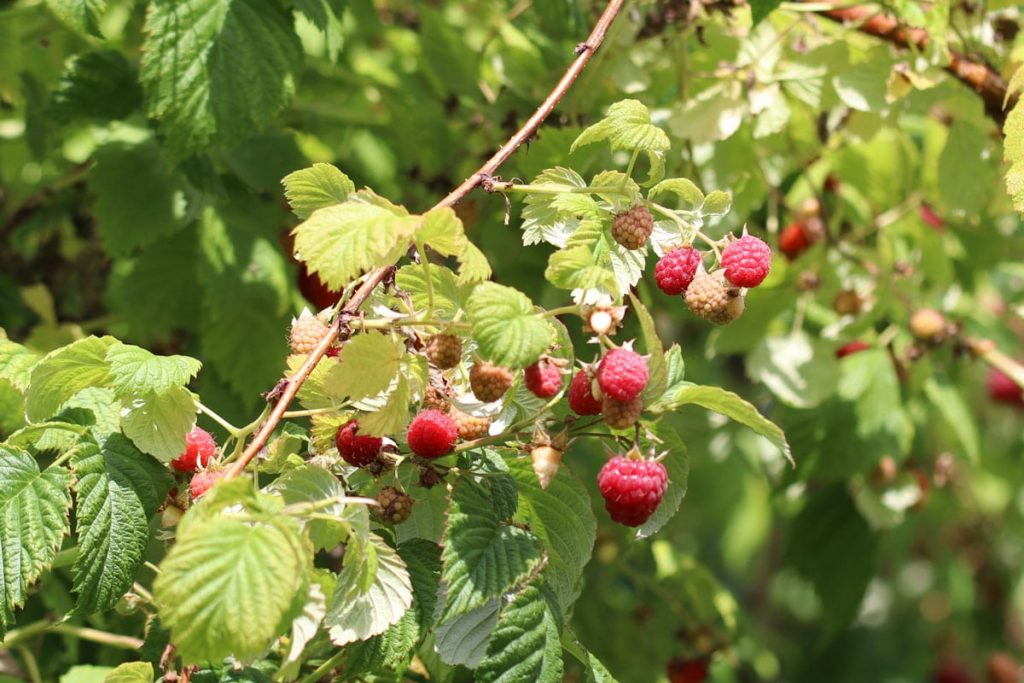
[{"x1": 225, "y1": 0, "x2": 626, "y2": 479}]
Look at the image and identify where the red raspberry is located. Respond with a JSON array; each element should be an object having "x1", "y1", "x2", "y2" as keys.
[
  {"x1": 567, "y1": 370, "x2": 602, "y2": 415},
  {"x1": 469, "y1": 362, "x2": 514, "y2": 403},
  {"x1": 654, "y1": 247, "x2": 702, "y2": 295},
  {"x1": 189, "y1": 470, "x2": 225, "y2": 500},
  {"x1": 987, "y1": 368, "x2": 1024, "y2": 407},
  {"x1": 668, "y1": 658, "x2": 709, "y2": 683},
  {"x1": 523, "y1": 359, "x2": 563, "y2": 398},
  {"x1": 335, "y1": 420, "x2": 383, "y2": 467},
  {"x1": 171, "y1": 427, "x2": 217, "y2": 473},
  {"x1": 611, "y1": 205, "x2": 654, "y2": 250},
  {"x1": 297, "y1": 263, "x2": 341, "y2": 310},
  {"x1": 597, "y1": 348, "x2": 648, "y2": 402},
  {"x1": 425, "y1": 334, "x2": 462, "y2": 370},
  {"x1": 602, "y1": 395, "x2": 643, "y2": 429},
  {"x1": 778, "y1": 222, "x2": 811, "y2": 260},
  {"x1": 721, "y1": 235, "x2": 772, "y2": 288},
  {"x1": 597, "y1": 456, "x2": 668, "y2": 527},
  {"x1": 919, "y1": 203, "x2": 944, "y2": 230},
  {"x1": 407, "y1": 409, "x2": 458, "y2": 458},
  {"x1": 836, "y1": 341, "x2": 871, "y2": 358}
]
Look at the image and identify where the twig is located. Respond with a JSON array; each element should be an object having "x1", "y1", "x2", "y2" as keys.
[{"x1": 225, "y1": 0, "x2": 626, "y2": 479}]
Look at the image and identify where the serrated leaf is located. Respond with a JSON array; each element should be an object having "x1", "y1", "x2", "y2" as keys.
[
  {"x1": 0, "y1": 340, "x2": 40, "y2": 393},
  {"x1": 477, "y1": 584, "x2": 563, "y2": 683},
  {"x1": 120, "y1": 386, "x2": 196, "y2": 462},
  {"x1": 545, "y1": 246, "x2": 618, "y2": 293},
  {"x1": 571, "y1": 99, "x2": 670, "y2": 155},
  {"x1": 0, "y1": 447, "x2": 73, "y2": 636},
  {"x1": 103, "y1": 662, "x2": 153, "y2": 683},
  {"x1": 140, "y1": 0, "x2": 303, "y2": 158},
  {"x1": 47, "y1": 0, "x2": 107, "y2": 37},
  {"x1": 277, "y1": 577, "x2": 329, "y2": 680},
  {"x1": 923, "y1": 376, "x2": 979, "y2": 465},
  {"x1": 358, "y1": 375, "x2": 411, "y2": 437},
  {"x1": 153, "y1": 512, "x2": 311, "y2": 663},
  {"x1": 282, "y1": 163, "x2": 354, "y2": 218},
  {"x1": 636, "y1": 425, "x2": 689, "y2": 539},
  {"x1": 49, "y1": 50, "x2": 142, "y2": 122},
  {"x1": 439, "y1": 480, "x2": 541, "y2": 622},
  {"x1": 434, "y1": 599, "x2": 500, "y2": 668},
  {"x1": 273, "y1": 466, "x2": 348, "y2": 551},
  {"x1": 105, "y1": 344, "x2": 201, "y2": 397},
  {"x1": 701, "y1": 190, "x2": 732, "y2": 217},
  {"x1": 520, "y1": 167, "x2": 594, "y2": 247},
  {"x1": 414, "y1": 208, "x2": 493, "y2": 285},
  {"x1": 325, "y1": 332, "x2": 403, "y2": 402},
  {"x1": 25, "y1": 336, "x2": 115, "y2": 422},
  {"x1": 395, "y1": 265, "x2": 466, "y2": 321},
  {"x1": 466, "y1": 283, "x2": 554, "y2": 369},
  {"x1": 648, "y1": 178, "x2": 704, "y2": 212},
  {"x1": 71, "y1": 435, "x2": 173, "y2": 614}
]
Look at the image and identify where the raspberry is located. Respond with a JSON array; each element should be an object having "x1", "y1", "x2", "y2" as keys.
[
  {"x1": 171, "y1": 426, "x2": 217, "y2": 473},
  {"x1": 469, "y1": 362, "x2": 514, "y2": 403},
  {"x1": 684, "y1": 270, "x2": 745, "y2": 325},
  {"x1": 721, "y1": 235, "x2": 772, "y2": 288},
  {"x1": 909, "y1": 308, "x2": 946, "y2": 344},
  {"x1": 987, "y1": 368, "x2": 1024, "y2": 407},
  {"x1": 423, "y1": 385, "x2": 452, "y2": 413},
  {"x1": 407, "y1": 409, "x2": 458, "y2": 458},
  {"x1": 668, "y1": 658, "x2": 709, "y2": 683},
  {"x1": 376, "y1": 486, "x2": 413, "y2": 524},
  {"x1": 597, "y1": 348, "x2": 648, "y2": 402},
  {"x1": 530, "y1": 446, "x2": 562, "y2": 490},
  {"x1": 836, "y1": 340, "x2": 871, "y2": 358},
  {"x1": 597, "y1": 456, "x2": 668, "y2": 527},
  {"x1": 425, "y1": 334, "x2": 462, "y2": 370},
  {"x1": 334, "y1": 420, "x2": 382, "y2": 467},
  {"x1": 602, "y1": 395, "x2": 643, "y2": 429},
  {"x1": 833, "y1": 289, "x2": 863, "y2": 316},
  {"x1": 189, "y1": 470, "x2": 225, "y2": 500},
  {"x1": 523, "y1": 359, "x2": 563, "y2": 398},
  {"x1": 919, "y1": 203, "x2": 944, "y2": 229},
  {"x1": 449, "y1": 407, "x2": 491, "y2": 440},
  {"x1": 567, "y1": 370, "x2": 602, "y2": 415},
  {"x1": 611, "y1": 205, "x2": 654, "y2": 250},
  {"x1": 654, "y1": 247, "x2": 702, "y2": 295},
  {"x1": 778, "y1": 222, "x2": 811, "y2": 260},
  {"x1": 289, "y1": 310, "x2": 330, "y2": 354}
]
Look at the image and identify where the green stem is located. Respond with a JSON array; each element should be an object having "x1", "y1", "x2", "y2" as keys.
[
  {"x1": 50, "y1": 624, "x2": 144, "y2": 650},
  {"x1": 691, "y1": 230, "x2": 722, "y2": 263},
  {"x1": 133, "y1": 582, "x2": 155, "y2": 605},
  {"x1": 197, "y1": 402, "x2": 240, "y2": 436},
  {"x1": 52, "y1": 546, "x2": 79, "y2": 569},
  {"x1": 622, "y1": 148, "x2": 641, "y2": 187},
  {"x1": 541, "y1": 305, "x2": 579, "y2": 318},
  {"x1": 299, "y1": 649, "x2": 347, "y2": 683},
  {"x1": 282, "y1": 406, "x2": 348, "y2": 419},
  {"x1": 17, "y1": 647, "x2": 41, "y2": 683},
  {"x1": 455, "y1": 392, "x2": 566, "y2": 453}
]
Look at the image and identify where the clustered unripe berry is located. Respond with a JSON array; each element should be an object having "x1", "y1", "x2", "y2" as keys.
[
  {"x1": 335, "y1": 420, "x2": 383, "y2": 467},
  {"x1": 376, "y1": 486, "x2": 413, "y2": 524},
  {"x1": 721, "y1": 235, "x2": 772, "y2": 288},
  {"x1": 449, "y1": 407, "x2": 491, "y2": 440},
  {"x1": 685, "y1": 270, "x2": 744, "y2": 325},
  {"x1": 611, "y1": 205, "x2": 654, "y2": 250},
  {"x1": 424, "y1": 334, "x2": 462, "y2": 369},
  {"x1": 568, "y1": 370, "x2": 602, "y2": 415},
  {"x1": 523, "y1": 358, "x2": 563, "y2": 398},
  {"x1": 597, "y1": 455, "x2": 668, "y2": 527},
  {"x1": 289, "y1": 310, "x2": 330, "y2": 355},
  {"x1": 407, "y1": 409, "x2": 458, "y2": 458},
  {"x1": 469, "y1": 361, "x2": 514, "y2": 403},
  {"x1": 602, "y1": 395, "x2": 643, "y2": 429},
  {"x1": 654, "y1": 246, "x2": 702, "y2": 295},
  {"x1": 171, "y1": 426, "x2": 217, "y2": 473}
]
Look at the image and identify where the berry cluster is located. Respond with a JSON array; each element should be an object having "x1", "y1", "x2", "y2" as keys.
[{"x1": 170, "y1": 426, "x2": 224, "y2": 502}]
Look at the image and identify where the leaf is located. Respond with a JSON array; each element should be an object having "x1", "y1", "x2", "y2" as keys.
[
  {"x1": 61, "y1": 666, "x2": 113, "y2": 683},
  {"x1": 105, "y1": 344, "x2": 201, "y2": 397},
  {"x1": 439, "y1": 480, "x2": 541, "y2": 622},
  {"x1": 47, "y1": 0, "x2": 107, "y2": 37},
  {"x1": 71, "y1": 435, "x2": 173, "y2": 614},
  {"x1": 938, "y1": 121, "x2": 993, "y2": 215},
  {"x1": 1004, "y1": 91, "x2": 1024, "y2": 214},
  {"x1": 749, "y1": 0, "x2": 783, "y2": 25},
  {"x1": 273, "y1": 466, "x2": 348, "y2": 551},
  {"x1": 326, "y1": 533, "x2": 414, "y2": 646},
  {"x1": 434, "y1": 599, "x2": 500, "y2": 668},
  {"x1": 572, "y1": 99, "x2": 670, "y2": 155},
  {"x1": 923, "y1": 376, "x2": 979, "y2": 465},
  {"x1": 418, "y1": 7, "x2": 479, "y2": 98},
  {"x1": 701, "y1": 190, "x2": 732, "y2": 217},
  {"x1": 120, "y1": 387, "x2": 197, "y2": 462},
  {"x1": 25, "y1": 336, "x2": 115, "y2": 422},
  {"x1": 103, "y1": 662, "x2": 153, "y2": 683},
  {"x1": 153, "y1": 512, "x2": 311, "y2": 663},
  {"x1": 629, "y1": 293, "x2": 666, "y2": 405},
  {"x1": 395, "y1": 264, "x2": 467, "y2": 321},
  {"x1": 140, "y1": 0, "x2": 303, "y2": 158},
  {"x1": 835, "y1": 349, "x2": 912, "y2": 465},
  {"x1": 507, "y1": 460, "x2": 595, "y2": 615},
  {"x1": 0, "y1": 339, "x2": 40, "y2": 393},
  {"x1": 292, "y1": 201, "x2": 416, "y2": 291},
  {"x1": 832, "y1": 50, "x2": 892, "y2": 112},
  {"x1": 0, "y1": 447, "x2": 73, "y2": 636},
  {"x1": 282, "y1": 163, "x2": 355, "y2": 218},
  {"x1": 544, "y1": 246, "x2": 617, "y2": 293},
  {"x1": 277, "y1": 578, "x2": 329, "y2": 680},
  {"x1": 48, "y1": 50, "x2": 142, "y2": 122},
  {"x1": 636, "y1": 425, "x2": 689, "y2": 539},
  {"x1": 324, "y1": 332, "x2": 403, "y2": 402},
  {"x1": 358, "y1": 374, "x2": 412, "y2": 438},
  {"x1": 747, "y1": 331, "x2": 839, "y2": 409},
  {"x1": 466, "y1": 283, "x2": 555, "y2": 369},
  {"x1": 649, "y1": 178, "x2": 704, "y2": 212},
  {"x1": 520, "y1": 167, "x2": 595, "y2": 247},
  {"x1": 414, "y1": 207, "x2": 493, "y2": 284},
  {"x1": 477, "y1": 584, "x2": 563, "y2": 683}
]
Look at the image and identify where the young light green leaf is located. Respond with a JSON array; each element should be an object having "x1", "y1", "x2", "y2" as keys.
[
  {"x1": 0, "y1": 339, "x2": 40, "y2": 393},
  {"x1": 571, "y1": 99, "x2": 670, "y2": 155},
  {"x1": 357, "y1": 374, "x2": 411, "y2": 437},
  {"x1": 1004, "y1": 94, "x2": 1024, "y2": 214},
  {"x1": 701, "y1": 190, "x2": 732, "y2": 217},
  {"x1": 636, "y1": 425, "x2": 689, "y2": 539},
  {"x1": 923, "y1": 376, "x2": 979, "y2": 465},
  {"x1": 282, "y1": 163, "x2": 355, "y2": 218},
  {"x1": 648, "y1": 178, "x2": 704, "y2": 212},
  {"x1": 105, "y1": 344, "x2": 201, "y2": 397},
  {"x1": 544, "y1": 246, "x2": 618, "y2": 293},
  {"x1": 103, "y1": 662, "x2": 153, "y2": 683},
  {"x1": 414, "y1": 208, "x2": 493, "y2": 285},
  {"x1": 476, "y1": 584, "x2": 563, "y2": 683},
  {"x1": 47, "y1": 0, "x2": 107, "y2": 37},
  {"x1": 25, "y1": 336, "x2": 115, "y2": 422},
  {"x1": 120, "y1": 386, "x2": 197, "y2": 462},
  {"x1": 395, "y1": 264, "x2": 467, "y2": 321},
  {"x1": 520, "y1": 167, "x2": 594, "y2": 247},
  {"x1": 466, "y1": 283, "x2": 555, "y2": 369},
  {"x1": 325, "y1": 332, "x2": 403, "y2": 402},
  {"x1": 273, "y1": 465, "x2": 349, "y2": 551},
  {"x1": 290, "y1": 354, "x2": 342, "y2": 411}
]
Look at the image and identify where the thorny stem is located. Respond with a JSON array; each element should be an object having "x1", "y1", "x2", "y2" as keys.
[
  {"x1": 225, "y1": 0, "x2": 627, "y2": 480},
  {"x1": 490, "y1": 182, "x2": 628, "y2": 196}
]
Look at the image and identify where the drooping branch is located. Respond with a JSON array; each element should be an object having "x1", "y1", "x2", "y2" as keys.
[{"x1": 225, "y1": 0, "x2": 626, "y2": 479}]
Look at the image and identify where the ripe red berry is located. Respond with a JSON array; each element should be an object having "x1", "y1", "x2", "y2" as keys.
[
  {"x1": 597, "y1": 456, "x2": 669, "y2": 527},
  {"x1": 597, "y1": 348, "x2": 648, "y2": 402},
  {"x1": 335, "y1": 420, "x2": 383, "y2": 467},
  {"x1": 297, "y1": 263, "x2": 341, "y2": 310},
  {"x1": 568, "y1": 370, "x2": 602, "y2": 415},
  {"x1": 171, "y1": 427, "x2": 217, "y2": 473},
  {"x1": 721, "y1": 235, "x2": 772, "y2": 288},
  {"x1": 611, "y1": 205, "x2": 654, "y2": 250},
  {"x1": 919, "y1": 203, "x2": 944, "y2": 230},
  {"x1": 987, "y1": 368, "x2": 1024, "y2": 407},
  {"x1": 407, "y1": 409, "x2": 458, "y2": 458},
  {"x1": 836, "y1": 340, "x2": 871, "y2": 358},
  {"x1": 523, "y1": 359, "x2": 563, "y2": 398},
  {"x1": 189, "y1": 470, "x2": 225, "y2": 500},
  {"x1": 668, "y1": 658, "x2": 709, "y2": 683},
  {"x1": 469, "y1": 362, "x2": 514, "y2": 403},
  {"x1": 654, "y1": 247, "x2": 702, "y2": 295},
  {"x1": 778, "y1": 222, "x2": 811, "y2": 260}
]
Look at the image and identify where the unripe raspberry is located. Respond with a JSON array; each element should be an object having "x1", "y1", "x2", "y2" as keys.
[
  {"x1": 833, "y1": 289, "x2": 863, "y2": 316},
  {"x1": 836, "y1": 340, "x2": 871, "y2": 358},
  {"x1": 597, "y1": 455, "x2": 668, "y2": 527},
  {"x1": 189, "y1": 469, "x2": 225, "y2": 500},
  {"x1": 987, "y1": 368, "x2": 1024, "y2": 407},
  {"x1": 171, "y1": 426, "x2": 217, "y2": 473},
  {"x1": 423, "y1": 385, "x2": 451, "y2": 413},
  {"x1": 909, "y1": 309, "x2": 946, "y2": 344},
  {"x1": 530, "y1": 446, "x2": 562, "y2": 490},
  {"x1": 602, "y1": 395, "x2": 643, "y2": 429},
  {"x1": 424, "y1": 334, "x2": 462, "y2": 370},
  {"x1": 334, "y1": 420, "x2": 382, "y2": 467},
  {"x1": 685, "y1": 270, "x2": 744, "y2": 325},
  {"x1": 469, "y1": 362, "x2": 514, "y2": 403},
  {"x1": 568, "y1": 370, "x2": 602, "y2": 415},
  {"x1": 597, "y1": 348, "x2": 648, "y2": 402},
  {"x1": 523, "y1": 358, "x2": 563, "y2": 398},
  {"x1": 375, "y1": 486, "x2": 413, "y2": 524},
  {"x1": 407, "y1": 409, "x2": 458, "y2": 458},
  {"x1": 289, "y1": 310, "x2": 330, "y2": 355},
  {"x1": 449, "y1": 407, "x2": 491, "y2": 440},
  {"x1": 611, "y1": 205, "x2": 654, "y2": 250},
  {"x1": 721, "y1": 235, "x2": 772, "y2": 288},
  {"x1": 654, "y1": 247, "x2": 702, "y2": 295}
]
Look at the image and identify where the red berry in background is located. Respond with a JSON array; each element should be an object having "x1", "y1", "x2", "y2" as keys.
[
  {"x1": 987, "y1": 651, "x2": 1021, "y2": 683},
  {"x1": 189, "y1": 470, "x2": 225, "y2": 500},
  {"x1": 933, "y1": 659, "x2": 975, "y2": 683},
  {"x1": 568, "y1": 370, "x2": 602, "y2": 415},
  {"x1": 597, "y1": 348, "x2": 649, "y2": 402},
  {"x1": 297, "y1": 263, "x2": 341, "y2": 310},
  {"x1": 171, "y1": 427, "x2": 217, "y2": 473},
  {"x1": 987, "y1": 367, "x2": 1024, "y2": 407},
  {"x1": 524, "y1": 359, "x2": 563, "y2": 398},
  {"x1": 407, "y1": 409, "x2": 458, "y2": 458},
  {"x1": 335, "y1": 420, "x2": 383, "y2": 467},
  {"x1": 778, "y1": 222, "x2": 812, "y2": 260},
  {"x1": 919, "y1": 203, "x2": 945, "y2": 230},
  {"x1": 836, "y1": 340, "x2": 871, "y2": 358},
  {"x1": 597, "y1": 456, "x2": 669, "y2": 527},
  {"x1": 654, "y1": 246, "x2": 702, "y2": 295},
  {"x1": 721, "y1": 234, "x2": 772, "y2": 287},
  {"x1": 668, "y1": 658, "x2": 709, "y2": 683}
]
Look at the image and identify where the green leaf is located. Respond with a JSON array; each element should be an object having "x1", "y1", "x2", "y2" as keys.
[
  {"x1": 292, "y1": 201, "x2": 416, "y2": 291},
  {"x1": 923, "y1": 376, "x2": 979, "y2": 465},
  {"x1": 47, "y1": 0, "x2": 107, "y2": 37},
  {"x1": 477, "y1": 584, "x2": 563, "y2": 683},
  {"x1": 507, "y1": 460, "x2": 595, "y2": 616},
  {"x1": 939, "y1": 121, "x2": 993, "y2": 215},
  {"x1": 414, "y1": 208, "x2": 493, "y2": 284},
  {"x1": 749, "y1": 0, "x2": 783, "y2": 25},
  {"x1": 466, "y1": 283, "x2": 555, "y2": 369},
  {"x1": 545, "y1": 246, "x2": 617, "y2": 293},
  {"x1": 49, "y1": 50, "x2": 142, "y2": 122},
  {"x1": 701, "y1": 190, "x2": 732, "y2": 217},
  {"x1": 1004, "y1": 93, "x2": 1024, "y2": 214},
  {"x1": 418, "y1": 7, "x2": 479, "y2": 98},
  {"x1": 358, "y1": 374, "x2": 412, "y2": 437},
  {"x1": 0, "y1": 340, "x2": 40, "y2": 393},
  {"x1": 520, "y1": 167, "x2": 596, "y2": 247},
  {"x1": 835, "y1": 349, "x2": 912, "y2": 464},
  {"x1": 395, "y1": 265, "x2": 467, "y2": 321},
  {"x1": 282, "y1": 163, "x2": 355, "y2": 218},
  {"x1": 636, "y1": 425, "x2": 689, "y2": 539},
  {"x1": 120, "y1": 387, "x2": 197, "y2": 462},
  {"x1": 71, "y1": 435, "x2": 173, "y2": 614},
  {"x1": 61, "y1": 667, "x2": 113, "y2": 683},
  {"x1": 439, "y1": 480, "x2": 541, "y2": 622},
  {"x1": 153, "y1": 512, "x2": 311, "y2": 663},
  {"x1": 747, "y1": 331, "x2": 839, "y2": 409},
  {"x1": 273, "y1": 466, "x2": 348, "y2": 551},
  {"x1": 648, "y1": 178, "x2": 704, "y2": 212},
  {"x1": 832, "y1": 49, "x2": 892, "y2": 112},
  {"x1": 140, "y1": 0, "x2": 303, "y2": 158},
  {"x1": 434, "y1": 599, "x2": 500, "y2": 668},
  {"x1": 105, "y1": 344, "x2": 201, "y2": 397},
  {"x1": 25, "y1": 336, "x2": 115, "y2": 422},
  {"x1": 0, "y1": 447, "x2": 73, "y2": 635},
  {"x1": 103, "y1": 662, "x2": 153, "y2": 683},
  {"x1": 571, "y1": 99, "x2": 670, "y2": 155},
  {"x1": 324, "y1": 332, "x2": 403, "y2": 402},
  {"x1": 629, "y1": 293, "x2": 667, "y2": 405}
]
